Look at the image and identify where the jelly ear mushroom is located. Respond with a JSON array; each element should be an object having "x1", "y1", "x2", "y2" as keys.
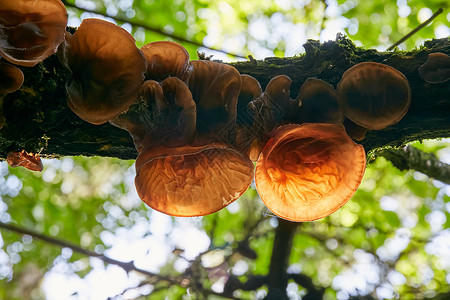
[
  {"x1": 297, "y1": 78, "x2": 343, "y2": 124},
  {"x1": 134, "y1": 144, "x2": 254, "y2": 217},
  {"x1": 337, "y1": 62, "x2": 411, "y2": 130},
  {"x1": 0, "y1": 62, "x2": 24, "y2": 94},
  {"x1": 419, "y1": 52, "x2": 450, "y2": 84},
  {"x1": 0, "y1": 0, "x2": 67, "y2": 67},
  {"x1": 188, "y1": 60, "x2": 241, "y2": 138},
  {"x1": 7, "y1": 150, "x2": 43, "y2": 172},
  {"x1": 62, "y1": 19, "x2": 146, "y2": 125},
  {"x1": 141, "y1": 41, "x2": 192, "y2": 82},
  {"x1": 255, "y1": 123, "x2": 366, "y2": 221}
]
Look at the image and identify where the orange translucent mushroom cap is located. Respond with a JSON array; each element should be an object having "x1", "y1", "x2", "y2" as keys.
[
  {"x1": 63, "y1": 19, "x2": 146, "y2": 124},
  {"x1": 337, "y1": 62, "x2": 411, "y2": 130},
  {"x1": 0, "y1": 0, "x2": 68, "y2": 67},
  {"x1": 255, "y1": 123, "x2": 366, "y2": 222},
  {"x1": 7, "y1": 150, "x2": 43, "y2": 172},
  {"x1": 141, "y1": 41, "x2": 192, "y2": 82},
  {"x1": 0, "y1": 62, "x2": 24, "y2": 93},
  {"x1": 135, "y1": 144, "x2": 254, "y2": 217}
]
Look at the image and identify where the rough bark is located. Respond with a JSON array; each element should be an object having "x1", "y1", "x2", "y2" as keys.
[{"x1": 0, "y1": 36, "x2": 449, "y2": 160}]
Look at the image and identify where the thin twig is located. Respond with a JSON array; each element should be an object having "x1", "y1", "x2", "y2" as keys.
[
  {"x1": 387, "y1": 8, "x2": 444, "y2": 51},
  {"x1": 61, "y1": 0, "x2": 247, "y2": 59},
  {"x1": 0, "y1": 221, "x2": 177, "y2": 284}
]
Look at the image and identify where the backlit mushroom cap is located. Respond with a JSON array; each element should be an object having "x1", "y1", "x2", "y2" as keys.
[
  {"x1": 255, "y1": 123, "x2": 366, "y2": 221},
  {"x1": 188, "y1": 60, "x2": 241, "y2": 139},
  {"x1": 135, "y1": 144, "x2": 254, "y2": 217},
  {"x1": 298, "y1": 78, "x2": 343, "y2": 124},
  {"x1": 419, "y1": 52, "x2": 450, "y2": 84},
  {"x1": 337, "y1": 62, "x2": 411, "y2": 130},
  {"x1": 0, "y1": 0, "x2": 67, "y2": 67},
  {"x1": 0, "y1": 62, "x2": 24, "y2": 93},
  {"x1": 7, "y1": 150, "x2": 43, "y2": 172},
  {"x1": 141, "y1": 41, "x2": 192, "y2": 82},
  {"x1": 63, "y1": 19, "x2": 146, "y2": 125}
]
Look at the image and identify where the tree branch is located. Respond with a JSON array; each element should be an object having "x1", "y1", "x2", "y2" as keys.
[
  {"x1": 377, "y1": 145, "x2": 450, "y2": 184},
  {"x1": 0, "y1": 221, "x2": 179, "y2": 284},
  {"x1": 61, "y1": 0, "x2": 246, "y2": 58},
  {"x1": 265, "y1": 218, "x2": 298, "y2": 299},
  {"x1": 1, "y1": 37, "x2": 449, "y2": 160}
]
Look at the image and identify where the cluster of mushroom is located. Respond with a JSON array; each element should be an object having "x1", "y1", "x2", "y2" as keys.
[
  {"x1": 53, "y1": 17, "x2": 415, "y2": 221},
  {"x1": 0, "y1": 3, "x2": 419, "y2": 221}
]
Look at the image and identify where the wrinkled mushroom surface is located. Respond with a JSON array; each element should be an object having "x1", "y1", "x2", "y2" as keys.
[
  {"x1": 337, "y1": 62, "x2": 411, "y2": 130},
  {"x1": 0, "y1": 0, "x2": 67, "y2": 66},
  {"x1": 7, "y1": 150, "x2": 43, "y2": 172},
  {"x1": 0, "y1": 61, "x2": 24, "y2": 93},
  {"x1": 255, "y1": 123, "x2": 366, "y2": 221},
  {"x1": 63, "y1": 19, "x2": 146, "y2": 125},
  {"x1": 135, "y1": 144, "x2": 254, "y2": 217},
  {"x1": 419, "y1": 52, "x2": 450, "y2": 84},
  {"x1": 141, "y1": 41, "x2": 192, "y2": 82}
]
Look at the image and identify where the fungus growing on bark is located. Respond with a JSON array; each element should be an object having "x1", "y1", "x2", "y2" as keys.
[
  {"x1": 7, "y1": 150, "x2": 43, "y2": 172},
  {"x1": 61, "y1": 19, "x2": 146, "y2": 125},
  {"x1": 337, "y1": 62, "x2": 411, "y2": 130},
  {"x1": 419, "y1": 52, "x2": 450, "y2": 83},
  {"x1": 141, "y1": 41, "x2": 192, "y2": 82},
  {"x1": 113, "y1": 76, "x2": 254, "y2": 217},
  {"x1": 255, "y1": 123, "x2": 366, "y2": 221},
  {"x1": 297, "y1": 78, "x2": 343, "y2": 124},
  {"x1": 188, "y1": 60, "x2": 242, "y2": 141},
  {"x1": 0, "y1": 0, "x2": 67, "y2": 67},
  {"x1": 0, "y1": 61, "x2": 24, "y2": 93}
]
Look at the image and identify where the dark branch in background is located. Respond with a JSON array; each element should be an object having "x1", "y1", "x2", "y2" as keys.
[
  {"x1": 387, "y1": 8, "x2": 444, "y2": 51},
  {"x1": 61, "y1": 0, "x2": 247, "y2": 59},
  {"x1": 265, "y1": 219, "x2": 298, "y2": 299},
  {"x1": 0, "y1": 221, "x2": 179, "y2": 284},
  {"x1": 377, "y1": 145, "x2": 450, "y2": 185}
]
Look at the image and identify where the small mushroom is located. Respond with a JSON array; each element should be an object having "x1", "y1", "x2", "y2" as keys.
[
  {"x1": 141, "y1": 41, "x2": 192, "y2": 82},
  {"x1": 135, "y1": 143, "x2": 254, "y2": 217},
  {"x1": 7, "y1": 150, "x2": 43, "y2": 172},
  {"x1": 343, "y1": 118, "x2": 368, "y2": 141},
  {"x1": 0, "y1": 61, "x2": 24, "y2": 94},
  {"x1": 62, "y1": 19, "x2": 146, "y2": 125},
  {"x1": 297, "y1": 78, "x2": 343, "y2": 124},
  {"x1": 337, "y1": 62, "x2": 411, "y2": 130},
  {"x1": 188, "y1": 60, "x2": 242, "y2": 142},
  {"x1": 255, "y1": 123, "x2": 366, "y2": 222},
  {"x1": 419, "y1": 52, "x2": 450, "y2": 83},
  {"x1": 0, "y1": 0, "x2": 68, "y2": 67}
]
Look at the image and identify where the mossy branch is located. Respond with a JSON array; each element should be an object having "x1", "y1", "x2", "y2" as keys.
[{"x1": 1, "y1": 36, "x2": 449, "y2": 161}]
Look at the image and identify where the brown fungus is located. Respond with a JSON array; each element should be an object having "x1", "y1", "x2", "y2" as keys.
[
  {"x1": 7, "y1": 150, "x2": 43, "y2": 172},
  {"x1": 255, "y1": 123, "x2": 366, "y2": 222},
  {"x1": 141, "y1": 41, "x2": 192, "y2": 82},
  {"x1": 0, "y1": 61, "x2": 24, "y2": 94},
  {"x1": 419, "y1": 52, "x2": 450, "y2": 84},
  {"x1": 297, "y1": 78, "x2": 343, "y2": 124},
  {"x1": 0, "y1": 0, "x2": 67, "y2": 67},
  {"x1": 188, "y1": 60, "x2": 242, "y2": 141},
  {"x1": 336, "y1": 62, "x2": 411, "y2": 130},
  {"x1": 61, "y1": 19, "x2": 146, "y2": 125},
  {"x1": 113, "y1": 76, "x2": 253, "y2": 217}
]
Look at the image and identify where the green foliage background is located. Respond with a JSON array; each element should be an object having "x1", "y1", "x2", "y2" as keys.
[{"x1": 1, "y1": 0, "x2": 450, "y2": 299}]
